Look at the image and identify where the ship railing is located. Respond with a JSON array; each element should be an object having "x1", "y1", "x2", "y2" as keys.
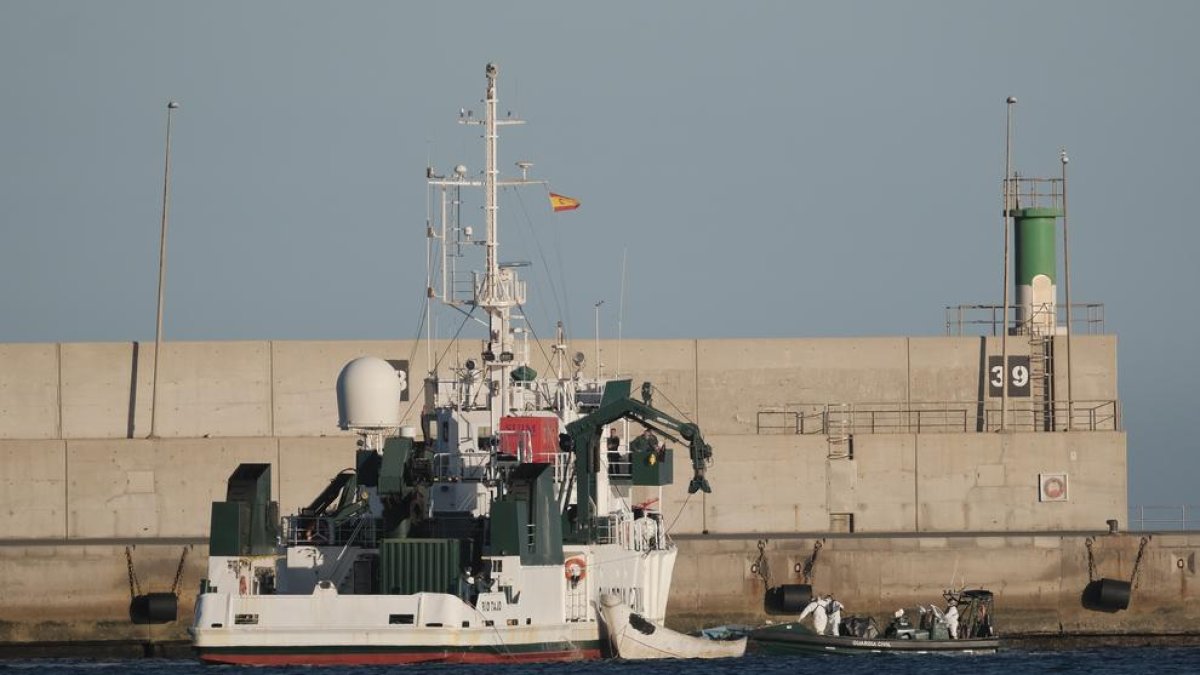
[
  {"x1": 473, "y1": 271, "x2": 527, "y2": 306},
  {"x1": 508, "y1": 381, "x2": 556, "y2": 410},
  {"x1": 575, "y1": 384, "x2": 605, "y2": 409},
  {"x1": 429, "y1": 377, "x2": 488, "y2": 410},
  {"x1": 757, "y1": 399, "x2": 1120, "y2": 434},
  {"x1": 606, "y1": 454, "x2": 632, "y2": 479},
  {"x1": 551, "y1": 451, "x2": 574, "y2": 483},
  {"x1": 1127, "y1": 505, "x2": 1200, "y2": 532},
  {"x1": 431, "y1": 451, "x2": 492, "y2": 479},
  {"x1": 593, "y1": 514, "x2": 620, "y2": 546},
  {"x1": 284, "y1": 515, "x2": 377, "y2": 548},
  {"x1": 591, "y1": 512, "x2": 665, "y2": 551},
  {"x1": 944, "y1": 303, "x2": 1105, "y2": 337}
]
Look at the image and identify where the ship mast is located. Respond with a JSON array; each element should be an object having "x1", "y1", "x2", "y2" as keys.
[
  {"x1": 426, "y1": 64, "x2": 550, "y2": 431},
  {"x1": 467, "y1": 63, "x2": 527, "y2": 431}
]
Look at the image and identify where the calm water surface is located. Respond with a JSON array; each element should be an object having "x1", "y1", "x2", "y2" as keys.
[{"x1": 3, "y1": 649, "x2": 1200, "y2": 675}]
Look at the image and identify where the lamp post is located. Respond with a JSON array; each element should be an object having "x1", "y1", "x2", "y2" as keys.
[
  {"x1": 1000, "y1": 95, "x2": 1016, "y2": 432},
  {"x1": 1061, "y1": 149, "x2": 1073, "y2": 430},
  {"x1": 150, "y1": 100, "x2": 179, "y2": 438},
  {"x1": 594, "y1": 300, "x2": 604, "y2": 380}
]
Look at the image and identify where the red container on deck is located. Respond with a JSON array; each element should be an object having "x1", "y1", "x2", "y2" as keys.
[{"x1": 499, "y1": 416, "x2": 559, "y2": 463}]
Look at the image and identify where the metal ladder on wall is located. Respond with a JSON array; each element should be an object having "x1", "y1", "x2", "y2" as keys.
[
  {"x1": 1028, "y1": 332, "x2": 1054, "y2": 431},
  {"x1": 825, "y1": 403, "x2": 852, "y2": 459}
]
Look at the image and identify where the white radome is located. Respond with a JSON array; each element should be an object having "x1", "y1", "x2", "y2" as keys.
[{"x1": 336, "y1": 356, "x2": 404, "y2": 430}]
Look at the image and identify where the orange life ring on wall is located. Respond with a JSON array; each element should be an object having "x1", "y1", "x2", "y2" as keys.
[{"x1": 564, "y1": 556, "x2": 587, "y2": 583}]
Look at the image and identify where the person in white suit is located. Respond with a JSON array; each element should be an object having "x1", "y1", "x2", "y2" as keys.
[
  {"x1": 945, "y1": 599, "x2": 960, "y2": 639},
  {"x1": 797, "y1": 595, "x2": 830, "y2": 634}
]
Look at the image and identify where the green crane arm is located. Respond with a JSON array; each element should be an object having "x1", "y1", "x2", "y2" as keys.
[{"x1": 561, "y1": 381, "x2": 713, "y2": 541}]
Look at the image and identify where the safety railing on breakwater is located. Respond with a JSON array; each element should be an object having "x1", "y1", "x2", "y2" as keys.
[
  {"x1": 944, "y1": 303, "x2": 1106, "y2": 336},
  {"x1": 757, "y1": 399, "x2": 1120, "y2": 434},
  {"x1": 1127, "y1": 505, "x2": 1200, "y2": 532}
]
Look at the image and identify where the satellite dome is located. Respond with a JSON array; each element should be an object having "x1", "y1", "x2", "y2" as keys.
[{"x1": 336, "y1": 356, "x2": 404, "y2": 430}]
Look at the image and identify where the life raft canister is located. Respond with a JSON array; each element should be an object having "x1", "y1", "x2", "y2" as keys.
[{"x1": 564, "y1": 556, "x2": 587, "y2": 583}]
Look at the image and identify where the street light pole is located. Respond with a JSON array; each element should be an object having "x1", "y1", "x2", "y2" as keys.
[
  {"x1": 594, "y1": 300, "x2": 604, "y2": 380},
  {"x1": 1061, "y1": 149, "x2": 1074, "y2": 430},
  {"x1": 1000, "y1": 95, "x2": 1016, "y2": 432},
  {"x1": 150, "y1": 100, "x2": 179, "y2": 439}
]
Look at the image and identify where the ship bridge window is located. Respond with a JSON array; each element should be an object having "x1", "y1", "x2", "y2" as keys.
[{"x1": 389, "y1": 614, "x2": 415, "y2": 625}]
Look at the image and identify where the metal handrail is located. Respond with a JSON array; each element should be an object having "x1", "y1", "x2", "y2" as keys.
[
  {"x1": 1127, "y1": 505, "x2": 1200, "y2": 532},
  {"x1": 944, "y1": 303, "x2": 1105, "y2": 337},
  {"x1": 284, "y1": 515, "x2": 378, "y2": 548},
  {"x1": 757, "y1": 399, "x2": 1120, "y2": 434}
]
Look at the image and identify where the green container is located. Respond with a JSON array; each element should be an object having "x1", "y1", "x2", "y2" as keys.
[
  {"x1": 630, "y1": 447, "x2": 673, "y2": 486},
  {"x1": 379, "y1": 538, "x2": 462, "y2": 595}
]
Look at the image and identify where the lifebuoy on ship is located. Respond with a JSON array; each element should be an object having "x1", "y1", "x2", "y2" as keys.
[{"x1": 564, "y1": 556, "x2": 587, "y2": 585}]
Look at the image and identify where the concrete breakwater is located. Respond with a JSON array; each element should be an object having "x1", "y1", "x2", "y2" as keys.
[
  {"x1": 670, "y1": 533, "x2": 1200, "y2": 634},
  {"x1": 1, "y1": 532, "x2": 1197, "y2": 645}
]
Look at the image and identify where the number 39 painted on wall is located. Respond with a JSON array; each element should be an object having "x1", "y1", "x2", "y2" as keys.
[{"x1": 987, "y1": 355, "x2": 1031, "y2": 397}]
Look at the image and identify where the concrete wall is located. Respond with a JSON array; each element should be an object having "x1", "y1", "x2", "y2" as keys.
[
  {"x1": 0, "y1": 336, "x2": 1126, "y2": 541},
  {"x1": 2, "y1": 533, "x2": 1195, "y2": 642},
  {"x1": 1, "y1": 430, "x2": 1125, "y2": 541},
  {"x1": 0, "y1": 437, "x2": 357, "y2": 539},
  {"x1": 644, "y1": 430, "x2": 1126, "y2": 536},
  {"x1": 668, "y1": 533, "x2": 1200, "y2": 634},
  {"x1": 0, "y1": 336, "x2": 1119, "y2": 440}
]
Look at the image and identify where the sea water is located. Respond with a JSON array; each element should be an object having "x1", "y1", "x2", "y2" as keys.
[{"x1": 4, "y1": 649, "x2": 1200, "y2": 675}]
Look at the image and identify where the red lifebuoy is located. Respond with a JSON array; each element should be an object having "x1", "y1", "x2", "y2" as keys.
[
  {"x1": 564, "y1": 556, "x2": 587, "y2": 583},
  {"x1": 1042, "y1": 476, "x2": 1066, "y2": 500}
]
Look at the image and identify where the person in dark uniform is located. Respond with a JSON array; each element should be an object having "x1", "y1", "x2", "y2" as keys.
[{"x1": 606, "y1": 428, "x2": 623, "y2": 474}]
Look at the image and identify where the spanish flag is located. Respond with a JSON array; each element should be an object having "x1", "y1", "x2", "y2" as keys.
[{"x1": 549, "y1": 192, "x2": 581, "y2": 212}]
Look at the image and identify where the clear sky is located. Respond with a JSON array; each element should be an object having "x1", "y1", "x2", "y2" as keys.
[{"x1": 2, "y1": 1, "x2": 1197, "y2": 509}]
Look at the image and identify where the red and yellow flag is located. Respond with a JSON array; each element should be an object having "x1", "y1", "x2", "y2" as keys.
[{"x1": 549, "y1": 192, "x2": 580, "y2": 212}]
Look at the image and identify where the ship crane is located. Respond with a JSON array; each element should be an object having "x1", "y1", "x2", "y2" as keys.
[{"x1": 561, "y1": 380, "x2": 714, "y2": 542}]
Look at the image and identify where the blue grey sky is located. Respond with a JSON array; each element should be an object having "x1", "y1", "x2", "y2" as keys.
[{"x1": 1, "y1": 1, "x2": 1197, "y2": 507}]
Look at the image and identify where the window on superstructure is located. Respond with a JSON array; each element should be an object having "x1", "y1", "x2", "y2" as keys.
[{"x1": 389, "y1": 614, "x2": 415, "y2": 625}]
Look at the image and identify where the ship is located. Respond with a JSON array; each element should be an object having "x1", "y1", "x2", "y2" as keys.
[{"x1": 188, "y1": 63, "x2": 718, "y2": 665}]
